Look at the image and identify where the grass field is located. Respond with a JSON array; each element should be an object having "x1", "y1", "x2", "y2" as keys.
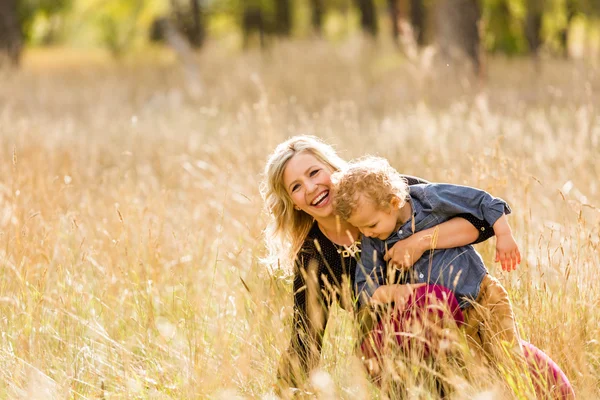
[{"x1": 0, "y1": 41, "x2": 599, "y2": 398}]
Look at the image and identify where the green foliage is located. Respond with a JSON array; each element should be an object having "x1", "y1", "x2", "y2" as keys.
[
  {"x1": 208, "y1": 0, "x2": 272, "y2": 17},
  {"x1": 482, "y1": 0, "x2": 528, "y2": 54},
  {"x1": 17, "y1": 0, "x2": 72, "y2": 42},
  {"x1": 95, "y1": 0, "x2": 144, "y2": 57},
  {"x1": 14, "y1": 0, "x2": 599, "y2": 56},
  {"x1": 577, "y1": 0, "x2": 600, "y2": 15},
  {"x1": 75, "y1": 0, "x2": 168, "y2": 54}
]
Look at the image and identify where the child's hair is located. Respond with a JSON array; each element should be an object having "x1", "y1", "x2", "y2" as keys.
[{"x1": 331, "y1": 156, "x2": 409, "y2": 220}]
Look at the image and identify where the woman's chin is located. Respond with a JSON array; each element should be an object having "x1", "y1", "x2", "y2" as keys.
[{"x1": 311, "y1": 203, "x2": 333, "y2": 218}]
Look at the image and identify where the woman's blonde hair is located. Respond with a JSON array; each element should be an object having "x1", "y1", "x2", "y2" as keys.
[{"x1": 260, "y1": 135, "x2": 346, "y2": 270}]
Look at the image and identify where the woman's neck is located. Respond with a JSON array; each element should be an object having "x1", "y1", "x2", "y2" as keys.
[{"x1": 316, "y1": 215, "x2": 359, "y2": 246}]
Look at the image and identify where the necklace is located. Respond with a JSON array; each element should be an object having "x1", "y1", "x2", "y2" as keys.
[
  {"x1": 336, "y1": 240, "x2": 361, "y2": 258},
  {"x1": 319, "y1": 223, "x2": 361, "y2": 258}
]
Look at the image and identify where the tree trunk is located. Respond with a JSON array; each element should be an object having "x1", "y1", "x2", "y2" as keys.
[
  {"x1": 410, "y1": 0, "x2": 426, "y2": 46},
  {"x1": 242, "y1": 6, "x2": 266, "y2": 49},
  {"x1": 188, "y1": 0, "x2": 204, "y2": 48},
  {"x1": 559, "y1": 0, "x2": 576, "y2": 57},
  {"x1": 274, "y1": 0, "x2": 292, "y2": 36},
  {"x1": 525, "y1": 0, "x2": 544, "y2": 59},
  {"x1": 388, "y1": 0, "x2": 400, "y2": 44},
  {"x1": 355, "y1": 0, "x2": 378, "y2": 37},
  {"x1": 525, "y1": 13, "x2": 542, "y2": 57},
  {"x1": 0, "y1": 0, "x2": 22, "y2": 66},
  {"x1": 436, "y1": 0, "x2": 482, "y2": 76},
  {"x1": 169, "y1": 0, "x2": 204, "y2": 49},
  {"x1": 310, "y1": 0, "x2": 324, "y2": 35},
  {"x1": 390, "y1": 0, "x2": 427, "y2": 46}
]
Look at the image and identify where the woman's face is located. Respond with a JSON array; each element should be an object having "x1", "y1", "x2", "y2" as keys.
[{"x1": 282, "y1": 152, "x2": 335, "y2": 220}]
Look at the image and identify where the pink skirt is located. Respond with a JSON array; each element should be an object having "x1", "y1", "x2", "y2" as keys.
[{"x1": 359, "y1": 284, "x2": 575, "y2": 399}]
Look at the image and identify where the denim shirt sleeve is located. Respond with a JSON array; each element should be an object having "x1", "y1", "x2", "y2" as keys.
[
  {"x1": 355, "y1": 237, "x2": 385, "y2": 309},
  {"x1": 423, "y1": 183, "x2": 511, "y2": 227}
]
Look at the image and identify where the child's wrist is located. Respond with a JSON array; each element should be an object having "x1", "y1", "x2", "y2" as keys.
[{"x1": 416, "y1": 232, "x2": 432, "y2": 251}]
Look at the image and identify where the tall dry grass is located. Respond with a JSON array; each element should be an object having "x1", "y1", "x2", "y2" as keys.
[{"x1": 0, "y1": 41, "x2": 598, "y2": 398}]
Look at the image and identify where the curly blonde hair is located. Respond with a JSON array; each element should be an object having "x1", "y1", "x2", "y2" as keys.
[
  {"x1": 260, "y1": 135, "x2": 346, "y2": 270},
  {"x1": 331, "y1": 156, "x2": 409, "y2": 221}
]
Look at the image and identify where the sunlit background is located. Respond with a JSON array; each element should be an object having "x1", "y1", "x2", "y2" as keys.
[{"x1": 0, "y1": 0, "x2": 599, "y2": 398}]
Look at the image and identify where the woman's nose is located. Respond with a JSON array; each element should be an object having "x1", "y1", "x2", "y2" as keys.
[{"x1": 305, "y1": 180, "x2": 318, "y2": 193}]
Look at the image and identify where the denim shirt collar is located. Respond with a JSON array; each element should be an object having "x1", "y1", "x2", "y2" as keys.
[{"x1": 383, "y1": 189, "x2": 422, "y2": 245}]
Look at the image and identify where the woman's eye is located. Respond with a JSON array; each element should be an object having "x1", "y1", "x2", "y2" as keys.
[
  {"x1": 291, "y1": 184, "x2": 300, "y2": 192},
  {"x1": 309, "y1": 169, "x2": 320, "y2": 177}
]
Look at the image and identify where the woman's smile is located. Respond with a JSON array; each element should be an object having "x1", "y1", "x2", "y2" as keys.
[{"x1": 310, "y1": 190, "x2": 330, "y2": 207}]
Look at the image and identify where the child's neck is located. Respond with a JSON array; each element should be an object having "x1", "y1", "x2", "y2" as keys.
[{"x1": 395, "y1": 201, "x2": 413, "y2": 230}]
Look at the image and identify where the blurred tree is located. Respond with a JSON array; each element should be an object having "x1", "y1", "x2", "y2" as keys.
[
  {"x1": 150, "y1": 0, "x2": 205, "y2": 50},
  {"x1": 388, "y1": 0, "x2": 425, "y2": 46},
  {"x1": 578, "y1": 0, "x2": 600, "y2": 15},
  {"x1": 234, "y1": 0, "x2": 295, "y2": 48},
  {"x1": 189, "y1": 0, "x2": 204, "y2": 46},
  {"x1": 242, "y1": 5, "x2": 268, "y2": 48},
  {"x1": 525, "y1": 0, "x2": 543, "y2": 58},
  {"x1": 558, "y1": 0, "x2": 577, "y2": 57},
  {"x1": 310, "y1": 0, "x2": 324, "y2": 35},
  {"x1": 483, "y1": 0, "x2": 525, "y2": 54},
  {"x1": 409, "y1": 0, "x2": 425, "y2": 45},
  {"x1": 389, "y1": 0, "x2": 401, "y2": 44},
  {"x1": 171, "y1": 0, "x2": 205, "y2": 48},
  {"x1": 98, "y1": 0, "x2": 144, "y2": 57},
  {"x1": 274, "y1": 0, "x2": 292, "y2": 35},
  {"x1": 0, "y1": 0, "x2": 22, "y2": 66},
  {"x1": 17, "y1": 0, "x2": 72, "y2": 43},
  {"x1": 436, "y1": 0, "x2": 482, "y2": 76},
  {"x1": 354, "y1": 0, "x2": 378, "y2": 36}
]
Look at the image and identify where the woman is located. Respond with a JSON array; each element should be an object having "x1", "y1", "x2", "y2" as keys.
[{"x1": 261, "y1": 135, "x2": 573, "y2": 397}]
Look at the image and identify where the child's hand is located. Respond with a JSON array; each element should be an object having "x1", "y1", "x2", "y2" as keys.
[
  {"x1": 384, "y1": 235, "x2": 428, "y2": 270},
  {"x1": 495, "y1": 233, "x2": 521, "y2": 271},
  {"x1": 371, "y1": 283, "x2": 426, "y2": 305},
  {"x1": 370, "y1": 285, "x2": 394, "y2": 304}
]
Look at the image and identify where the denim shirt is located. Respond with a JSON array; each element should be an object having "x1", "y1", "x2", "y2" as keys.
[{"x1": 355, "y1": 183, "x2": 511, "y2": 309}]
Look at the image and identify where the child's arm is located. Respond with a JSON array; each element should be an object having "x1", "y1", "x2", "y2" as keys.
[
  {"x1": 384, "y1": 217, "x2": 479, "y2": 269},
  {"x1": 493, "y1": 214, "x2": 521, "y2": 271}
]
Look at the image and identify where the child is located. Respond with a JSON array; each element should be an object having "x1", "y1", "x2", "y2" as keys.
[{"x1": 331, "y1": 156, "x2": 522, "y2": 360}]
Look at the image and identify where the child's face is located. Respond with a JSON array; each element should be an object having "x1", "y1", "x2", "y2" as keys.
[{"x1": 346, "y1": 194, "x2": 400, "y2": 240}]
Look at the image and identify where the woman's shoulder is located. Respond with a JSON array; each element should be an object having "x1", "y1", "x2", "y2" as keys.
[
  {"x1": 295, "y1": 222, "x2": 319, "y2": 256},
  {"x1": 402, "y1": 175, "x2": 430, "y2": 186}
]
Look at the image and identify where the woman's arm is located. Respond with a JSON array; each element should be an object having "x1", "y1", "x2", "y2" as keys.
[
  {"x1": 455, "y1": 213, "x2": 495, "y2": 243},
  {"x1": 384, "y1": 217, "x2": 484, "y2": 269},
  {"x1": 401, "y1": 176, "x2": 495, "y2": 244}
]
